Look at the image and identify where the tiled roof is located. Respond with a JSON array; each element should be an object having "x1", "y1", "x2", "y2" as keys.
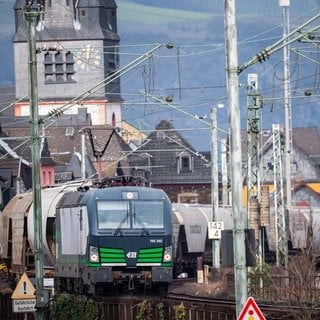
[
  {"x1": 0, "y1": 120, "x2": 133, "y2": 179},
  {"x1": 292, "y1": 127, "x2": 320, "y2": 163},
  {"x1": 41, "y1": 137, "x2": 56, "y2": 166},
  {"x1": 131, "y1": 120, "x2": 212, "y2": 185},
  {"x1": 0, "y1": 87, "x2": 15, "y2": 117},
  {"x1": 61, "y1": 153, "x2": 96, "y2": 180},
  {"x1": 241, "y1": 127, "x2": 320, "y2": 164},
  {"x1": 13, "y1": 0, "x2": 120, "y2": 42},
  {"x1": 121, "y1": 119, "x2": 147, "y2": 145}
]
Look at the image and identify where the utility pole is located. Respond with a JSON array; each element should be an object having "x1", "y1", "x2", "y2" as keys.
[
  {"x1": 224, "y1": 0, "x2": 247, "y2": 316},
  {"x1": 280, "y1": 4, "x2": 292, "y2": 270},
  {"x1": 280, "y1": 0, "x2": 292, "y2": 210},
  {"x1": 24, "y1": 1, "x2": 46, "y2": 320},
  {"x1": 210, "y1": 108, "x2": 220, "y2": 272}
]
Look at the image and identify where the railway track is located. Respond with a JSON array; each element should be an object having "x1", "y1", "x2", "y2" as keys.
[
  {"x1": 96, "y1": 294, "x2": 320, "y2": 320},
  {"x1": 92, "y1": 278, "x2": 320, "y2": 320},
  {"x1": 2, "y1": 286, "x2": 320, "y2": 319},
  {"x1": 94, "y1": 293, "x2": 237, "y2": 320},
  {"x1": 2, "y1": 278, "x2": 320, "y2": 319}
]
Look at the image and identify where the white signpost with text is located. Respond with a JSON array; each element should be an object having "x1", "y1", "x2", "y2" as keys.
[
  {"x1": 11, "y1": 273, "x2": 36, "y2": 313},
  {"x1": 208, "y1": 221, "x2": 224, "y2": 239}
]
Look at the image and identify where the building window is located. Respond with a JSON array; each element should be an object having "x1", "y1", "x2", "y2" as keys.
[
  {"x1": 156, "y1": 131, "x2": 165, "y2": 140},
  {"x1": 292, "y1": 161, "x2": 298, "y2": 173},
  {"x1": 65, "y1": 127, "x2": 74, "y2": 136},
  {"x1": 181, "y1": 156, "x2": 190, "y2": 170},
  {"x1": 106, "y1": 46, "x2": 119, "y2": 75},
  {"x1": 112, "y1": 112, "x2": 116, "y2": 127},
  {"x1": 178, "y1": 152, "x2": 192, "y2": 173},
  {"x1": 44, "y1": 51, "x2": 75, "y2": 83}
]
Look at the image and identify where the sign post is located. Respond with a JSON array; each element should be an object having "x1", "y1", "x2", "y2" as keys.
[
  {"x1": 11, "y1": 273, "x2": 36, "y2": 314},
  {"x1": 208, "y1": 221, "x2": 224, "y2": 239}
]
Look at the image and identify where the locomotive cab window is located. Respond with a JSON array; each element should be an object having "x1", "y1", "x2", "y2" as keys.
[
  {"x1": 97, "y1": 200, "x2": 165, "y2": 230},
  {"x1": 133, "y1": 201, "x2": 164, "y2": 229},
  {"x1": 97, "y1": 201, "x2": 129, "y2": 229}
]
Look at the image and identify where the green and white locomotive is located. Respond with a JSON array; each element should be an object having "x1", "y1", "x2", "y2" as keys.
[{"x1": 54, "y1": 184, "x2": 173, "y2": 294}]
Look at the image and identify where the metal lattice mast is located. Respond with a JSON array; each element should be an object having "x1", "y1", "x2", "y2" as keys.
[
  {"x1": 246, "y1": 74, "x2": 261, "y2": 236},
  {"x1": 272, "y1": 124, "x2": 288, "y2": 267}
]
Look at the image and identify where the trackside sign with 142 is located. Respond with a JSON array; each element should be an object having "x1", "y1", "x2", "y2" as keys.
[{"x1": 208, "y1": 221, "x2": 224, "y2": 239}]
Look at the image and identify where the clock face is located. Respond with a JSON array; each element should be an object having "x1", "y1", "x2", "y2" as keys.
[{"x1": 76, "y1": 44, "x2": 101, "y2": 71}]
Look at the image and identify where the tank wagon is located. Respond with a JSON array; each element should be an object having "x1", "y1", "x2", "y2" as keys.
[
  {"x1": 171, "y1": 203, "x2": 320, "y2": 272},
  {"x1": 172, "y1": 204, "x2": 234, "y2": 277},
  {"x1": 0, "y1": 182, "x2": 83, "y2": 276}
]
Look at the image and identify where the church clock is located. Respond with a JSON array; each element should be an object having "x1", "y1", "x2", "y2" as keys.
[{"x1": 76, "y1": 44, "x2": 101, "y2": 71}]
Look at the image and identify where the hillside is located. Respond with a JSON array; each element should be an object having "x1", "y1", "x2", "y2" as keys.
[
  {"x1": 0, "y1": 0, "x2": 15, "y2": 86},
  {"x1": 126, "y1": 0, "x2": 319, "y2": 16},
  {"x1": 0, "y1": 0, "x2": 319, "y2": 150}
]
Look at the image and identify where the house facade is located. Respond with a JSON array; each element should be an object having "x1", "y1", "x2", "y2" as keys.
[
  {"x1": 240, "y1": 126, "x2": 320, "y2": 207},
  {"x1": 129, "y1": 120, "x2": 214, "y2": 204}
]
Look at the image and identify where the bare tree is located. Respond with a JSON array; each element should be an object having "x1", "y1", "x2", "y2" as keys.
[{"x1": 283, "y1": 221, "x2": 320, "y2": 320}]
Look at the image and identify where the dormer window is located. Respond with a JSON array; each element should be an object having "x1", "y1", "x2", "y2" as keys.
[
  {"x1": 178, "y1": 151, "x2": 193, "y2": 173},
  {"x1": 181, "y1": 156, "x2": 190, "y2": 170},
  {"x1": 112, "y1": 112, "x2": 116, "y2": 127},
  {"x1": 156, "y1": 132, "x2": 165, "y2": 140}
]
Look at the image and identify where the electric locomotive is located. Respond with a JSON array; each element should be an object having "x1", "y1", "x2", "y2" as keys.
[{"x1": 54, "y1": 184, "x2": 173, "y2": 294}]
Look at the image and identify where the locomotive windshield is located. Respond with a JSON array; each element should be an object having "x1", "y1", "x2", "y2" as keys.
[
  {"x1": 97, "y1": 200, "x2": 164, "y2": 230},
  {"x1": 97, "y1": 201, "x2": 129, "y2": 229},
  {"x1": 133, "y1": 201, "x2": 164, "y2": 229}
]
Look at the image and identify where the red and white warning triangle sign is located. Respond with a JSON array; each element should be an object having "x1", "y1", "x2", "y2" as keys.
[
  {"x1": 11, "y1": 273, "x2": 36, "y2": 299},
  {"x1": 238, "y1": 297, "x2": 265, "y2": 320}
]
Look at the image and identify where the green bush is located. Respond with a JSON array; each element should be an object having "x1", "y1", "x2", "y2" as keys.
[
  {"x1": 135, "y1": 299, "x2": 153, "y2": 320},
  {"x1": 157, "y1": 302, "x2": 165, "y2": 320},
  {"x1": 173, "y1": 302, "x2": 186, "y2": 320},
  {"x1": 50, "y1": 293, "x2": 102, "y2": 320}
]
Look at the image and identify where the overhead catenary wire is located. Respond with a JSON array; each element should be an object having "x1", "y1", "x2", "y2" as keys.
[
  {"x1": 2, "y1": 20, "x2": 317, "y2": 126},
  {"x1": 43, "y1": 43, "x2": 171, "y2": 122},
  {"x1": 238, "y1": 12, "x2": 320, "y2": 74},
  {"x1": 1, "y1": 2, "x2": 319, "y2": 154},
  {"x1": 139, "y1": 89, "x2": 229, "y2": 135}
]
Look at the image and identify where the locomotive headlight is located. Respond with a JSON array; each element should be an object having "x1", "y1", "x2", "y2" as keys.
[
  {"x1": 89, "y1": 246, "x2": 99, "y2": 263},
  {"x1": 163, "y1": 246, "x2": 172, "y2": 262}
]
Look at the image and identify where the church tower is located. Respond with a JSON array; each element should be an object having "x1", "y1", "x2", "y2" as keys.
[{"x1": 13, "y1": 0, "x2": 122, "y2": 127}]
